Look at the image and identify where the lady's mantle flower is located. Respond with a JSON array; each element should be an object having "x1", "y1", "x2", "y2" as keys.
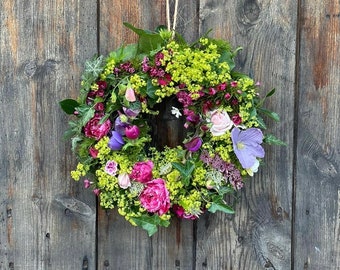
[
  {"x1": 209, "y1": 110, "x2": 233, "y2": 136},
  {"x1": 231, "y1": 127, "x2": 265, "y2": 169}
]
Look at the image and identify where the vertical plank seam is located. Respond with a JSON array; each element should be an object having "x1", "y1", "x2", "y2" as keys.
[
  {"x1": 96, "y1": 1, "x2": 100, "y2": 269},
  {"x1": 292, "y1": 0, "x2": 303, "y2": 269}
]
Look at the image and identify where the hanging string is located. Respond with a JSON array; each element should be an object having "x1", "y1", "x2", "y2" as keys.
[{"x1": 166, "y1": 0, "x2": 179, "y2": 37}]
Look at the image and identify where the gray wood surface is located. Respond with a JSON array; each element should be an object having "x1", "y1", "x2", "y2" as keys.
[
  {"x1": 196, "y1": 1, "x2": 296, "y2": 269},
  {"x1": 0, "y1": 0, "x2": 97, "y2": 269},
  {"x1": 294, "y1": 1, "x2": 340, "y2": 269},
  {"x1": 0, "y1": 0, "x2": 339, "y2": 269}
]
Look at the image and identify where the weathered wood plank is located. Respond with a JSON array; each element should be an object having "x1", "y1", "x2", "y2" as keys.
[
  {"x1": 197, "y1": 1, "x2": 297, "y2": 269},
  {"x1": 294, "y1": 1, "x2": 340, "y2": 269},
  {"x1": 97, "y1": 1, "x2": 198, "y2": 269},
  {"x1": 0, "y1": 0, "x2": 97, "y2": 269}
]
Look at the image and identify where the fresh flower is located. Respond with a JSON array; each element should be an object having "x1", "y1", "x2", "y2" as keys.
[
  {"x1": 60, "y1": 24, "x2": 283, "y2": 236},
  {"x1": 209, "y1": 110, "x2": 233, "y2": 136},
  {"x1": 108, "y1": 131, "x2": 124, "y2": 150},
  {"x1": 105, "y1": 160, "x2": 118, "y2": 175},
  {"x1": 118, "y1": 173, "x2": 131, "y2": 189},
  {"x1": 84, "y1": 114, "x2": 111, "y2": 140},
  {"x1": 125, "y1": 125, "x2": 140, "y2": 139},
  {"x1": 139, "y1": 179, "x2": 171, "y2": 215},
  {"x1": 171, "y1": 106, "x2": 182, "y2": 118},
  {"x1": 125, "y1": 88, "x2": 136, "y2": 102},
  {"x1": 231, "y1": 127, "x2": 265, "y2": 169},
  {"x1": 184, "y1": 137, "x2": 202, "y2": 152},
  {"x1": 130, "y1": 161, "x2": 154, "y2": 183}
]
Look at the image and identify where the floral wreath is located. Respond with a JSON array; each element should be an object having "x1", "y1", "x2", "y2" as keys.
[{"x1": 60, "y1": 23, "x2": 284, "y2": 236}]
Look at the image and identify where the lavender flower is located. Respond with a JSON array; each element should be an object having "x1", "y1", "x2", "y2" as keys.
[
  {"x1": 108, "y1": 131, "x2": 124, "y2": 150},
  {"x1": 231, "y1": 127, "x2": 265, "y2": 169}
]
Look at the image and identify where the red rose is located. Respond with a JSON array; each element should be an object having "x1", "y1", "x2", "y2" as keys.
[{"x1": 84, "y1": 114, "x2": 111, "y2": 140}]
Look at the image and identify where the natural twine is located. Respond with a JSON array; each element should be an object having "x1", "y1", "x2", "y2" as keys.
[{"x1": 166, "y1": 0, "x2": 179, "y2": 37}]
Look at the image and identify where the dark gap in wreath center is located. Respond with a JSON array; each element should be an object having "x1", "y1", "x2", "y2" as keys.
[{"x1": 149, "y1": 97, "x2": 186, "y2": 150}]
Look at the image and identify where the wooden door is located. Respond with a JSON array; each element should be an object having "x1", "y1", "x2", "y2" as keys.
[{"x1": 0, "y1": 0, "x2": 339, "y2": 269}]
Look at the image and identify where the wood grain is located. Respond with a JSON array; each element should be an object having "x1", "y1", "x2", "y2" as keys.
[
  {"x1": 197, "y1": 0, "x2": 297, "y2": 269},
  {"x1": 0, "y1": 0, "x2": 97, "y2": 269},
  {"x1": 294, "y1": 0, "x2": 340, "y2": 269}
]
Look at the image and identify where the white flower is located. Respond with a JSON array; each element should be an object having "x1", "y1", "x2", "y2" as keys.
[{"x1": 171, "y1": 106, "x2": 182, "y2": 118}]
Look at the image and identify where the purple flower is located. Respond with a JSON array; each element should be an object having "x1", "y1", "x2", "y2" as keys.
[
  {"x1": 231, "y1": 127, "x2": 265, "y2": 169},
  {"x1": 108, "y1": 131, "x2": 124, "y2": 150},
  {"x1": 184, "y1": 137, "x2": 202, "y2": 152},
  {"x1": 123, "y1": 107, "x2": 140, "y2": 118},
  {"x1": 114, "y1": 116, "x2": 129, "y2": 135}
]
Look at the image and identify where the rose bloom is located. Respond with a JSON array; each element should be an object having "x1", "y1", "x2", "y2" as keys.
[
  {"x1": 140, "y1": 179, "x2": 170, "y2": 215},
  {"x1": 209, "y1": 110, "x2": 233, "y2": 136},
  {"x1": 130, "y1": 160, "x2": 154, "y2": 183},
  {"x1": 84, "y1": 114, "x2": 111, "y2": 140}
]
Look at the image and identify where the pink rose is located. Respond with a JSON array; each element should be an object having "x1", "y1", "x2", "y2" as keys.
[
  {"x1": 130, "y1": 161, "x2": 154, "y2": 183},
  {"x1": 125, "y1": 125, "x2": 140, "y2": 139},
  {"x1": 84, "y1": 114, "x2": 111, "y2": 140},
  {"x1": 118, "y1": 173, "x2": 131, "y2": 189},
  {"x1": 209, "y1": 110, "x2": 233, "y2": 136},
  {"x1": 140, "y1": 179, "x2": 170, "y2": 215}
]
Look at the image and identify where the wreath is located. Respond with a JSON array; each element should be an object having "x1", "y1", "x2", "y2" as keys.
[{"x1": 60, "y1": 23, "x2": 284, "y2": 236}]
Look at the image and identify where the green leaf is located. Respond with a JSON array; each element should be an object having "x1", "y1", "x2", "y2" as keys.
[
  {"x1": 208, "y1": 196, "x2": 235, "y2": 214},
  {"x1": 131, "y1": 215, "x2": 170, "y2": 237},
  {"x1": 76, "y1": 105, "x2": 95, "y2": 127},
  {"x1": 264, "y1": 134, "x2": 287, "y2": 146},
  {"x1": 265, "y1": 88, "x2": 276, "y2": 98},
  {"x1": 219, "y1": 50, "x2": 235, "y2": 70},
  {"x1": 146, "y1": 79, "x2": 157, "y2": 99},
  {"x1": 258, "y1": 108, "x2": 280, "y2": 122},
  {"x1": 123, "y1": 22, "x2": 164, "y2": 54},
  {"x1": 172, "y1": 161, "x2": 195, "y2": 186},
  {"x1": 59, "y1": 99, "x2": 79, "y2": 114},
  {"x1": 256, "y1": 115, "x2": 267, "y2": 129}
]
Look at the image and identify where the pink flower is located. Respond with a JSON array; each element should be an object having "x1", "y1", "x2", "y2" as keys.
[
  {"x1": 84, "y1": 114, "x2": 111, "y2": 140},
  {"x1": 125, "y1": 125, "x2": 140, "y2": 139},
  {"x1": 209, "y1": 110, "x2": 233, "y2": 136},
  {"x1": 140, "y1": 179, "x2": 170, "y2": 215},
  {"x1": 130, "y1": 161, "x2": 154, "y2": 183},
  {"x1": 125, "y1": 88, "x2": 136, "y2": 102},
  {"x1": 118, "y1": 173, "x2": 131, "y2": 189},
  {"x1": 231, "y1": 81, "x2": 238, "y2": 87},
  {"x1": 84, "y1": 179, "x2": 92, "y2": 189},
  {"x1": 89, "y1": 147, "x2": 98, "y2": 158},
  {"x1": 232, "y1": 114, "x2": 242, "y2": 125},
  {"x1": 93, "y1": 189, "x2": 101, "y2": 196},
  {"x1": 172, "y1": 205, "x2": 197, "y2": 220},
  {"x1": 105, "y1": 160, "x2": 118, "y2": 176}
]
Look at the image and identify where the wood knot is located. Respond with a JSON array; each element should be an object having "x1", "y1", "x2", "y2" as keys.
[
  {"x1": 239, "y1": 0, "x2": 261, "y2": 26},
  {"x1": 24, "y1": 61, "x2": 37, "y2": 77}
]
